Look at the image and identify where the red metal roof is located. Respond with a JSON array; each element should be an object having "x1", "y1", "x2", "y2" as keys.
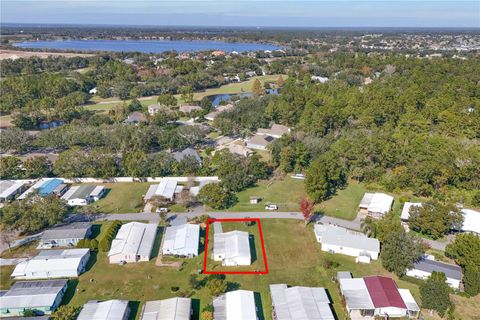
[{"x1": 363, "y1": 276, "x2": 407, "y2": 309}]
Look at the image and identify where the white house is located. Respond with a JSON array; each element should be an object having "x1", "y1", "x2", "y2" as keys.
[
  {"x1": 256, "y1": 124, "x2": 291, "y2": 139},
  {"x1": 0, "y1": 180, "x2": 28, "y2": 202},
  {"x1": 314, "y1": 224, "x2": 380, "y2": 263},
  {"x1": 406, "y1": 258, "x2": 463, "y2": 289},
  {"x1": 359, "y1": 192, "x2": 394, "y2": 218},
  {"x1": 140, "y1": 297, "x2": 191, "y2": 320},
  {"x1": 77, "y1": 300, "x2": 130, "y2": 320},
  {"x1": 339, "y1": 275, "x2": 420, "y2": 319},
  {"x1": 460, "y1": 208, "x2": 480, "y2": 235},
  {"x1": 213, "y1": 290, "x2": 257, "y2": 320},
  {"x1": 61, "y1": 185, "x2": 106, "y2": 206},
  {"x1": 162, "y1": 223, "x2": 200, "y2": 257},
  {"x1": 213, "y1": 230, "x2": 251, "y2": 266},
  {"x1": 108, "y1": 222, "x2": 158, "y2": 264},
  {"x1": 0, "y1": 280, "x2": 68, "y2": 317},
  {"x1": 400, "y1": 202, "x2": 423, "y2": 221},
  {"x1": 12, "y1": 249, "x2": 90, "y2": 279},
  {"x1": 144, "y1": 179, "x2": 178, "y2": 202},
  {"x1": 269, "y1": 284, "x2": 335, "y2": 320},
  {"x1": 38, "y1": 222, "x2": 92, "y2": 249}
]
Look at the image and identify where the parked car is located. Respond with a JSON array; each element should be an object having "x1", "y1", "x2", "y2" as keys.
[
  {"x1": 265, "y1": 204, "x2": 278, "y2": 211},
  {"x1": 156, "y1": 207, "x2": 169, "y2": 213}
]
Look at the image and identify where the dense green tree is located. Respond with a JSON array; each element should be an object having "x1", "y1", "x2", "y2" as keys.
[
  {"x1": 197, "y1": 183, "x2": 236, "y2": 209},
  {"x1": 0, "y1": 156, "x2": 23, "y2": 179},
  {"x1": 252, "y1": 79, "x2": 263, "y2": 95},
  {"x1": 0, "y1": 128, "x2": 32, "y2": 153},
  {"x1": 445, "y1": 233, "x2": 480, "y2": 268},
  {"x1": 305, "y1": 151, "x2": 346, "y2": 202},
  {"x1": 206, "y1": 278, "x2": 228, "y2": 296},
  {"x1": 50, "y1": 305, "x2": 80, "y2": 320},
  {"x1": 180, "y1": 86, "x2": 194, "y2": 104},
  {"x1": 463, "y1": 264, "x2": 480, "y2": 296},
  {"x1": 380, "y1": 228, "x2": 424, "y2": 276},
  {"x1": 409, "y1": 200, "x2": 463, "y2": 239},
  {"x1": 420, "y1": 272, "x2": 453, "y2": 317},
  {"x1": 23, "y1": 156, "x2": 53, "y2": 178},
  {"x1": 157, "y1": 93, "x2": 178, "y2": 106}
]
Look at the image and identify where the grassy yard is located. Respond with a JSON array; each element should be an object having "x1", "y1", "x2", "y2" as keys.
[
  {"x1": 205, "y1": 221, "x2": 266, "y2": 273},
  {"x1": 0, "y1": 240, "x2": 39, "y2": 259},
  {"x1": 83, "y1": 75, "x2": 286, "y2": 112},
  {"x1": 315, "y1": 181, "x2": 366, "y2": 220},
  {"x1": 220, "y1": 177, "x2": 306, "y2": 212},
  {"x1": 88, "y1": 182, "x2": 152, "y2": 214},
  {"x1": 0, "y1": 266, "x2": 15, "y2": 290}
]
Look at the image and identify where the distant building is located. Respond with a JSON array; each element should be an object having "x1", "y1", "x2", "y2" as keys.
[
  {"x1": 108, "y1": 222, "x2": 157, "y2": 264},
  {"x1": 204, "y1": 103, "x2": 234, "y2": 121},
  {"x1": 213, "y1": 230, "x2": 251, "y2": 266},
  {"x1": 144, "y1": 179, "x2": 178, "y2": 202},
  {"x1": 89, "y1": 87, "x2": 97, "y2": 94},
  {"x1": 213, "y1": 290, "x2": 257, "y2": 320},
  {"x1": 250, "y1": 196, "x2": 260, "y2": 204},
  {"x1": 400, "y1": 202, "x2": 423, "y2": 221},
  {"x1": 12, "y1": 249, "x2": 90, "y2": 279},
  {"x1": 38, "y1": 222, "x2": 93, "y2": 249},
  {"x1": 311, "y1": 75, "x2": 329, "y2": 83},
  {"x1": 162, "y1": 223, "x2": 200, "y2": 257},
  {"x1": 0, "y1": 280, "x2": 68, "y2": 317},
  {"x1": 179, "y1": 105, "x2": 202, "y2": 114},
  {"x1": 406, "y1": 258, "x2": 463, "y2": 289},
  {"x1": 140, "y1": 297, "x2": 191, "y2": 320},
  {"x1": 61, "y1": 185, "x2": 105, "y2": 206},
  {"x1": 460, "y1": 208, "x2": 480, "y2": 235},
  {"x1": 172, "y1": 148, "x2": 201, "y2": 164},
  {"x1": 18, "y1": 178, "x2": 65, "y2": 200},
  {"x1": 314, "y1": 224, "x2": 380, "y2": 263},
  {"x1": 257, "y1": 124, "x2": 291, "y2": 139},
  {"x1": 77, "y1": 300, "x2": 130, "y2": 320},
  {"x1": 124, "y1": 111, "x2": 146, "y2": 124},
  {"x1": 246, "y1": 134, "x2": 275, "y2": 150},
  {"x1": 339, "y1": 275, "x2": 420, "y2": 319},
  {"x1": 0, "y1": 180, "x2": 28, "y2": 202},
  {"x1": 147, "y1": 104, "x2": 165, "y2": 116},
  {"x1": 269, "y1": 284, "x2": 335, "y2": 320},
  {"x1": 211, "y1": 50, "x2": 226, "y2": 57},
  {"x1": 359, "y1": 192, "x2": 394, "y2": 218}
]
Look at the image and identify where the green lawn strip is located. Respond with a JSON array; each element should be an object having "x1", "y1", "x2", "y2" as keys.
[
  {"x1": 0, "y1": 240, "x2": 39, "y2": 259},
  {"x1": 0, "y1": 266, "x2": 15, "y2": 290},
  {"x1": 314, "y1": 181, "x2": 366, "y2": 220},
  {"x1": 88, "y1": 182, "x2": 152, "y2": 214},
  {"x1": 205, "y1": 221, "x2": 266, "y2": 273},
  {"x1": 66, "y1": 219, "x2": 426, "y2": 320}
]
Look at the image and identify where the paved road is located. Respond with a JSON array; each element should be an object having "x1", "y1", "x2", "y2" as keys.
[{"x1": 0, "y1": 258, "x2": 28, "y2": 266}]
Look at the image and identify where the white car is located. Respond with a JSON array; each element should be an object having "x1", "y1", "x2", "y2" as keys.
[
  {"x1": 265, "y1": 204, "x2": 278, "y2": 211},
  {"x1": 156, "y1": 207, "x2": 169, "y2": 213}
]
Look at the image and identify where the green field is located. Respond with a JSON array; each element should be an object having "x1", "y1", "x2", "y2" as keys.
[
  {"x1": 220, "y1": 177, "x2": 306, "y2": 212},
  {"x1": 83, "y1": 75, "x2": 286, "y2": 112},
  {"x1": 315, "y1": 181, "x2": 366, "y2": 220},
  {"x1": 88, "y1": 182, "x2": 152, "y2": 213}
]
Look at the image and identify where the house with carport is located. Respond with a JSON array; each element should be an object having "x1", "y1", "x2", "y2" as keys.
[
  {"x1": 108, "y1": 222, "x2": 157, "y2": 264},
  {"x1": 213, "y1": 230, "x2": 251, "y2": 266}
]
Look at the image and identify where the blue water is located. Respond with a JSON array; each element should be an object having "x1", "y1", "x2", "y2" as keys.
[
  {"x1": 13, "y1": 39, "x2": 281, "y2": 53},
  {"x1": 208, "y1": 89, "x2": 279, "y2": 106}
]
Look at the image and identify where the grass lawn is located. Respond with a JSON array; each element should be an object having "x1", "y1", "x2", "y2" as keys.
[
  {"x1": 0, "y1": 240, "x2": 39, "y2": 259},
  {"x1": 83, "y1": 75, "x2": 286, "y2": 112},
  {"x1": 205, "y1": 221, "x2": 266, "y2": 273},
  {"x1": 62, "y1": 219, "x2": 431, "y2": 320},
  {"x1": 220, "y1": 177, "x2": 306, "y2": 212},
  {"x1": 315, "y1": 181, "x2": 366, "y2": 220},
  {"x1": 0, "y1": 266, "x2": 15, "y2": 290},
  {"x1": 88, "y1": 183, "x2": 152, "y2": 214}
]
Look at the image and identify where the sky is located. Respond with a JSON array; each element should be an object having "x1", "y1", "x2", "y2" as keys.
[{"x1": 1, "y1": 0, "x2": 479, "y2": 28}]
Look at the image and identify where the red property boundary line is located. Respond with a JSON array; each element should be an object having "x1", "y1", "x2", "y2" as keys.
[{"x1": 203, "y1": 218, "x2": 269, "y2": 275}]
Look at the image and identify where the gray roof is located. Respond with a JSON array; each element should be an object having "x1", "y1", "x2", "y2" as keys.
[
  {"x1": 172, "y1": 148, "x2": 201, "y2": 163},
  {"x1": 141, "y1": 297, "x2": 191, "y2": 320},
  {"x1": 412, "y1": 259, "x2": 462, "y2": 280},
  {"x1": 77, "y1": 300, "x2": 129, "y2": 320},
  {"x1": 269, "y1": 284, "x2": 335, "y2": 320},
  {"x1": 0, "y1": 280, "x2": 67, "y2": 309},
  {"x1": 69, "y1": 185, "x2": 97, "y2": 200},
  {"x1": 337, "y1": 271, "x2": 353, "y2": 279},
  {"x1": 41, "y1": 222, "x2": 92, "y2": 241}
]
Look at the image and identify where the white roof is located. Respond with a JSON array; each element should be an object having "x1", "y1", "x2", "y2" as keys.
[
  {"x1": 398, "y1": 289, "x2": 420, "y2": 312},
  {"x1": 214, "y1": 231, "x2": 251, "y2": 261},
  {"x1": 359, "y1": 192, "x2": 394, "y2": 214},
  {"x1": 141, "y1": 297, "x2": 191, "y2": 320},
  {"x1": 400, "y1": 202, "x2": 423, "y2": 220},
  {"x1": 77, "y1": 300, "x2": 129, "y2": 320},
  {"x1": 163, "y1": 224, "x2": 199, "y2": 255},
  {"x1": 12, "y1": 249, "x2": 89, "y2": 277},
  {"x1": 0, "y1": 180, "x2": 27, "y2": 199},
  {"x1": 91, "y1": 185, "x2": 105, "y2": 197},
  {"x1": 0, "y1": 279, "x2": 67, "y2": 309},
  {"x1": 314, "y1": 224, "x2": 380, "y2": 254},
  {"x1": 144, "y1": 180, "x2": 177, "y2": 200},
  {"x1": 338, "y1": 278, "x2": 375, "y2": 310},
  {"x1": 461, "y1": 208, "x2": 480, "y2": 234},
  {"x1": 61, "y1": 185, "x2": 79, "y2": 201},
  {"x1": 213, "y1": 290, "x2": 256, "y2": 320},
  {"x1": 108, "y1": 222, "x2": 157, "y2": 258},
  {"x1": 269, "y1": 284, "x2": 334, "y2": 320}
]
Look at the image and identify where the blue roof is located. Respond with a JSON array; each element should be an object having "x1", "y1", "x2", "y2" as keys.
[{"x1": 38, "y1": 179, "x2": 63, "y2": 196}]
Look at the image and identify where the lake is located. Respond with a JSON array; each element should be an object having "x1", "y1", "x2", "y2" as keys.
[
  {"x1": 13, "y1": 39, "x2": 282, "y2": 53},
  {"x1": 208, "y1": 89, "x2": 279, "y2": 106}
]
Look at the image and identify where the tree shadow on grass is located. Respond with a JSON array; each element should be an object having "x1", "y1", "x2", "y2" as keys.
[
  {"x1": 254, "y1": 292, "x2": 265, "y2": 320},
  {"x1": 198, "y1": 227, "x2": 206, "y2": 255},
  {"x1": 128, "y1": 301, "x2": 141, "y2": 320},
  {"x1": 89, "y1": 224, "x2": 102, "y2": 239},
  {"x1": 61, "y1": 279, "x2": 78, "y2": 305},
  {"x1": 191, "y1": 298, "x2": 200, "y2": 320},
  {"x1": 249, "y1": 235, "x2": 257, "y2": 263}
]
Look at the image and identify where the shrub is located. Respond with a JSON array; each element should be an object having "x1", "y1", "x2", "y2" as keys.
[
  {"x1": 98, "y1": 221, "x2": 122, "y2": 252},
  {"x1": 323, "y1": 258, "x2": 340, "y2": 269},
  {"x1": 89, "y1": 239, "x2": 99, "y2": 251}
]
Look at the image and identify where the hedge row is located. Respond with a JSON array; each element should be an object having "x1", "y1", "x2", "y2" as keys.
[
  {"x1": 98, "y1": 220, "x2": 122, "y2": 252},
  {"x1": 76, "y1": 238, "x2": 99, "y2": 251}
]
